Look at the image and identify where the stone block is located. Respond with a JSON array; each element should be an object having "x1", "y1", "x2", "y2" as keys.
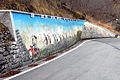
[
  {"x1": 11, "y1": 63, "x2": 20, "y2": 69},
  {"x1": 5, "y1": 55, "x2": 11, "y2": 60},
  {"x1": 4, "y1": 64, "x2": 9, "y2": 68},
  {"x1": 0, "y1": 60, "x2": 6, "y2": 65},
  {"x1": 22, "y1": 60, "x2": 32, "y2": 66},
  {"x1": 0, "y1": 47, "x2": 5, "y2": 53},
  {"x1": 8, "y1": 62, "x2": 12, "y2": 67},
  {"x1": 0, "y1": 54, "x2": 4, "y2": 60},
  {"x1": 15, "y1": 58, "x2": 22, "y2": 62},
  {"x1": 9, "y1": 50, "x2": 14, "y2": 54},
  {"x1": 3, "y1": 51, "x2": 9, "y2": 56}
]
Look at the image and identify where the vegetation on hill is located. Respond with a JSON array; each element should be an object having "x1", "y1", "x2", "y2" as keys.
[{"x1": 0, "y1": 0, "x2": 120, "y2": 33}]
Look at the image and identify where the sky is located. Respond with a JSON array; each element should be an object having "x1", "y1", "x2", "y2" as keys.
[{"x1": 12, "y1": 12, "x2": 86, "y2": 34}]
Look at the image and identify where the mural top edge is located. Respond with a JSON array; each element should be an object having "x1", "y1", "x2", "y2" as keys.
[{"x1": 0, "y1": 10, "x2": 86, "y2": 22}]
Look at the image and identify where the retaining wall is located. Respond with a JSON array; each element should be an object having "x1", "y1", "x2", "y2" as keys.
[{"x1": 0, "y1": 10, "x2": 115, "y2": 74}]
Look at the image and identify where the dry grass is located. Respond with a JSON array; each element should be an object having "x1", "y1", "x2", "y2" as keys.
[
  {"x1": 0, "y1": 0, "x2": 119, "y2": 33},
  {"x1": 86, "y1": 16, "x2": 119, "y2": 34},
  {"x1": 0, "y1": 0, "x2": 85, "y2": 19}
]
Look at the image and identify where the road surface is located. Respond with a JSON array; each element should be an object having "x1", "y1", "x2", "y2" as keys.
[{"x1": 7, "y1": 38, "x2": 120, "y2": 80}]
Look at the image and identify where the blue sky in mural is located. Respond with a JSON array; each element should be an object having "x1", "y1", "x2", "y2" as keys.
[{"x1": 12, "y1": 12, "x2": 86, "y2": 34}]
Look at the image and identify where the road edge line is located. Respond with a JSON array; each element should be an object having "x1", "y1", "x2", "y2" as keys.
[{"x1": 4, "y1": 40, "x2": 90, "y2": 80}]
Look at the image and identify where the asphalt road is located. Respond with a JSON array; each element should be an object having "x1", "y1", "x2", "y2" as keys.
[{"x1": 8, "y1": 38, "x2": 120, "y2": 80}]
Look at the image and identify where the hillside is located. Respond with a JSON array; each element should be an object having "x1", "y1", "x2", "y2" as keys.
[
  {"x1": 0, "y1": 0, "x2": 85, "y2": 19},
  {"x1": 60, "y1": 0, "x2": 120, "y2": 33},
  {"x1": 0, "y1": 0, "x2": 120, "y2": 33}
]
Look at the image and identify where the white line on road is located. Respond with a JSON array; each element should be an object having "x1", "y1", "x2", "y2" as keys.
[{"x1": 4, "y1": 40, "x2": 90, "y2": 80}]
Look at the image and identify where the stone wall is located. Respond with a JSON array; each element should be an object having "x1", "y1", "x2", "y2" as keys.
[
  {"x1": 0, "y1": 23, "x2": 32, "y2": 74},
  {"x1": 0, "y1": 11, "x2": 116, "y2": 74}
]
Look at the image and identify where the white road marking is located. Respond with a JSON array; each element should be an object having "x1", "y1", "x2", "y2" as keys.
[{"x1": 4, "y1": 40, "x2": 90, "y2": 80}]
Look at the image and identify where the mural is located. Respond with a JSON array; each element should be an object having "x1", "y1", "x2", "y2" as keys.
[
  {"x1": 0, "y1": 10, "x2": 115, "y2": 74},
  {"x1": 12, "y1": 12, "x2": 86, "y2": 58}
]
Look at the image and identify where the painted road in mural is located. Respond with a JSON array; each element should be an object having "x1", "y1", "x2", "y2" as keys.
[{"x1": 12, "y1": 12, "x2": 86, "y2": 58}]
